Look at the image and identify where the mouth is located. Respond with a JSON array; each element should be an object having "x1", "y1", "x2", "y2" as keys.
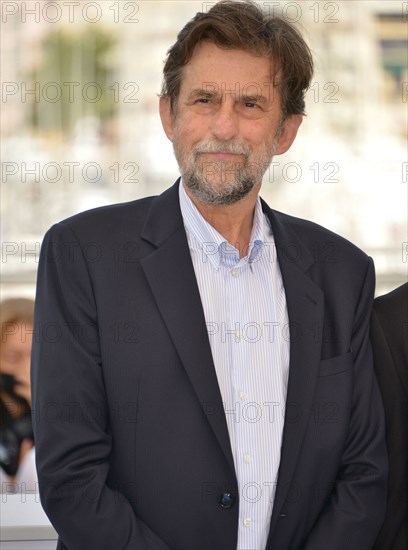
[{"x1": 200, "y1": 152, "x2": 243, "y2": 161}]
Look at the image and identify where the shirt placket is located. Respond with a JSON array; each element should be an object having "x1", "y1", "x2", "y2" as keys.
[{"x1": 222, "y1": 250, "x2": 260, "y2": 550}]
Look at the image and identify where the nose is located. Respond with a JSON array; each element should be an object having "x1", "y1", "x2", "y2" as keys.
[{"x1": 211, "y1": 98, "x2": 239, "y2": 141}]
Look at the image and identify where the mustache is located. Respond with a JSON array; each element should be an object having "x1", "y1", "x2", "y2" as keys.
[{"x1": 192, "y1": 140, "x2": 251, "y2": 157}]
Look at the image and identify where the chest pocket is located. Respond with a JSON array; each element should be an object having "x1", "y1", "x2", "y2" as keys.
[{"x1": 318, "y1": 350, "x2": 353, "y2": 377}]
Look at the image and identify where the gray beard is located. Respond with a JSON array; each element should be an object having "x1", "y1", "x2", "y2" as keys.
[
  {"x1": 173, "y1": 138, "x2": 275, "y2": 206},
  {"x1": 183, "y1": 163, "x2": 258, "y2": 206}
]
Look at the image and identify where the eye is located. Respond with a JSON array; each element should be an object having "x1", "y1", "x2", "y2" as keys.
[
  {"x1": 195, "y1": 97, "x2": 210, "y2": 104},
  {"x1": 244, "y1": 102, "x2": 258, "y2": 109}
]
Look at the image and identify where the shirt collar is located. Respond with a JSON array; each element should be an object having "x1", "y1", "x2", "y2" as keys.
[{"x1": 179, "y1": 181, "x2": 268, "y2": 271}]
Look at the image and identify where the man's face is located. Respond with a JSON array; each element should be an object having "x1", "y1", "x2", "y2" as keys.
[{"x1": 160, "y1": 42, "x2": 302, "y2": 205}]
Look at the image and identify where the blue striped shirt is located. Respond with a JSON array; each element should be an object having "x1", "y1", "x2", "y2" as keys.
[{"x1": 179, "y1": 183, "x2": 290, "y2": 550}]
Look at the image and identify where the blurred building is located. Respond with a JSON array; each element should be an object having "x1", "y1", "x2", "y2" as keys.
[{"x1": 1, "y1": 0, "x2": 407, "y2": 296}]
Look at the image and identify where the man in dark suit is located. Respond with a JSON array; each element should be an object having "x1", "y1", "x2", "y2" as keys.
[
  {"x1": 371, "y1": 283, "x2": 408, "y2": 550},
  {"x1": 31, "y1": 1, "x2": 387, "y2": 549}
]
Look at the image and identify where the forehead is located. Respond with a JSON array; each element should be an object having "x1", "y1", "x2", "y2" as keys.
[{"x1": 180, "y1": 42, "x2": 276, "y2": 98}]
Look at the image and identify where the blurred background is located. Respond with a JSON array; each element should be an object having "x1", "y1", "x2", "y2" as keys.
[{"x1": 1, "y1": 0, "x2": 407, "y2": 298}]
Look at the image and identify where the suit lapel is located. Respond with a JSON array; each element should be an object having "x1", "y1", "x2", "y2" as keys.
[
  {"x1": 140, "y1": 181, "x2": 235, "y2": 472},
  {"x1": 139, "y1": 184, "x2": 326, "y2": 518},
  {"x1": 262, "y1": 203, "x2": 325, "y2": 536}
]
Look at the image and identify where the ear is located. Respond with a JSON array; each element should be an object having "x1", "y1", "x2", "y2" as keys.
[
  {"x1": 159, "y1": 95, "x2": 175, "y2": 141},
  {"x1": 274, "y1": 115, "x2": 302, "y2": 155}
]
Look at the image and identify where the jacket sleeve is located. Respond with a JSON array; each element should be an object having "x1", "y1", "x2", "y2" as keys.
[
  {"x1": 303, "y1": 258, "x2": 388, "y2": 550},
  {"x1": 31, "y1": 222, "x2": 170, "y2": 550}
]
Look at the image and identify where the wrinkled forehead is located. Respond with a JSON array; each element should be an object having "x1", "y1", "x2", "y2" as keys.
[{"x1": 179, "y1": 42, "x2": 281, "y2": 101}]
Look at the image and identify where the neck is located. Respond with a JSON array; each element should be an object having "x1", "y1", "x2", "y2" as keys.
[{"x1": 184, "y1": 182, "x2": 261, "y2": 258}]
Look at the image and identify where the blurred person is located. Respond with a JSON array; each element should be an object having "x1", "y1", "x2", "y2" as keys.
[
  {"x1": 31, "y1": 1, "x2": 387, "y2": 549},
  {"x1": 0, "y1": 297, "x2": 36, "y2": 491},
  {"x1": 371, "y1": 283, "x2": 408, "y2": 550}
]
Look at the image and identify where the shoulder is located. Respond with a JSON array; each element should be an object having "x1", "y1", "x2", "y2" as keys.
[
  {"x1": 43, "y1": 180, "x2": 182, "y2": 245},
  {"x1": 275, "y1": 209, "x2": 368, "y2": 255},
  {"x1": 61, "y1": 195, "x2": 155, "y2": 231},
  {"x1": 374, "y1": 283, "x2": 407, "y2": 318},
  {"x1": 42, "y1": 195, "x2": 157, "y2": 244},
  {"x1": 372, "y1": 283, "x2": 408, "y2": 345},
  {"x1": 265, "y1": 206, "x2": 372, "y2": 276},
  {"x1": 371, "y1": 283, "x2": 408, "y2": 374}
]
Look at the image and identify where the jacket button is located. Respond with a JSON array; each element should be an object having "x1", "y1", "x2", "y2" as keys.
[{"x1": 219, "y1": 493, "x2": 235, "y2": 508}]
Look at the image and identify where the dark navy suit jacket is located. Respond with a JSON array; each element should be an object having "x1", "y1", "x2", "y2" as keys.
[
  {"x1": 31, "y1": 180, "x2": 387, "y2": 550},
  {"x1": 372, "y1": 283, "x2": 408, "y2": 550}
]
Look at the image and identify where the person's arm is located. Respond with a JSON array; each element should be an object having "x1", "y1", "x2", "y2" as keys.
[
  {"x1": 303, "y1": 259, "x2": 388, "y2": 550},
  {"x1": 31, "y1": 222, "x2": 170, "y2": 550},
  {"x1": 370, "y1": 293, "x2": 408, "y2": 550}
]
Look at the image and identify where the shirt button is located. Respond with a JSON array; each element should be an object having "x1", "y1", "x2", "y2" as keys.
[
  {"x1": 244, "y1": 454, "x2": 252, "y2": 464},
  {"x1": 239, "y1": 391, "x2": 247, "y2": 400},
  {"x1": 243, "y1": 517, "x2": 252, "y2": 527},
  {"x1": 231, "y1": 268, "x2": 239, "y2": 277},
  {"x1": 235, "y1": 329, "x2": 242, "y2": 339}
]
